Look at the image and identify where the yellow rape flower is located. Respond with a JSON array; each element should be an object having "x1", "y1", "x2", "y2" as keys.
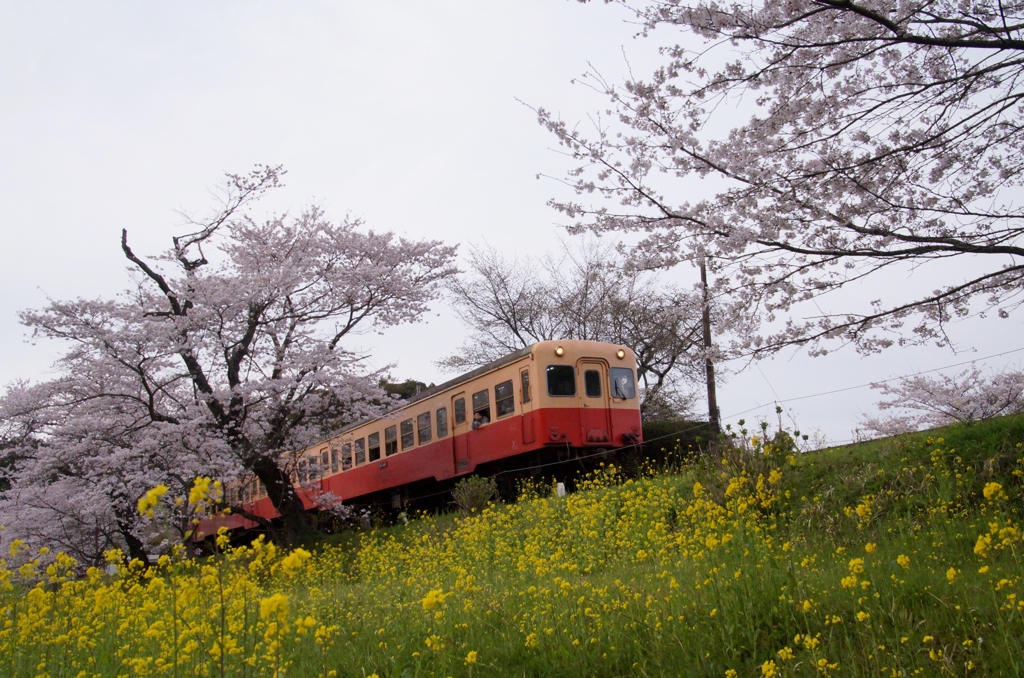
[
  {"x1": 259, "y1": 593, "x2": 289, "y2": 622},
  {"x1": 983, "y1": 482, "x2": 1006, "y2": 500},
  {"x1": 421, "y1": 588, "x2": 449, "y2": 611},
  {"x1": 278, "y1": 547, "x2": 312, "y2": 576},
  {"x1": 136, "y1": 484, "x2": 169, "y2": 517}
]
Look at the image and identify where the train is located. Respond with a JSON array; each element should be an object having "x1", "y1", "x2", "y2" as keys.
[{"x1": 199, "y1": 340, "x2": 642, "y2": 537}]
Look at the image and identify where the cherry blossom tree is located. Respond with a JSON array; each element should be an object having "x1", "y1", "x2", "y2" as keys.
[
  {"x1": 0, "y1": 166, "x2": 458, "y2": 557},
  {"x1": 859, "y1": 365, "x2": 1024, "y2": 436},
  {"x1": 442, "y1": 241, "x2": 706, "y2": 418},
  {"x1": 542, "y1": 0, "x2": 1024, "y2": 355}
]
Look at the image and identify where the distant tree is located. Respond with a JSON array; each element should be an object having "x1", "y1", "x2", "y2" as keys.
[
  {"x1": 859, "y1": 365, "x2": 1024, "y2": 436},
  {"x1": 541, "y1": 0, "x2": 1024, "y2": 356},
  {"x1": 442, "y1": 241, "x2": 706, "y2": 418},
  {"x1": 380, "y1": 378, "x2": 434, "y2": 401},
  {"x1": 0, "y1": 166, "x2": 458, "y2": 559}
]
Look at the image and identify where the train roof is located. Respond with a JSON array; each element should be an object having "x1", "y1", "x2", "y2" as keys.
[
  {"x1": 326, "y1": 345, "x2": 534, "y2": 439},
  {"x1": 322, "y1": 339, "x2": 630, "y2": 441}
]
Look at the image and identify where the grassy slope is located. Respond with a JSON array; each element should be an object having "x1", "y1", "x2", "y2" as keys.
[
  {"x1": 3, "y1": 416, "x2": 1023, "y2": 677},
  {"x1": 298, "y1": 415, "x2": 1024, "y2": 677}
]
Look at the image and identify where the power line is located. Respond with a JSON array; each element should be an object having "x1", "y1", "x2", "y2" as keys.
[{"x1": 723, "y1": 345, "x2": 1024, "y2": 420}]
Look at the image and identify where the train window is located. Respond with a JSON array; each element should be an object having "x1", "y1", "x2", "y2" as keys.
[
  {"x1": 401, "y1": 419, "x2": 415, "y2": 450},
  {"x1": 368, "y1": 432, "x2": 381, "y2": 461},
  {"x1": 436, "y1": 407, "x2": 448, "y2": 437},
  {"x1": 417, "y1": 411, "x2": 432, "y2": 444},
  {"x1": 521, "y1": 369, "x2": 531, "y2": 404},
  {"x1": 585, "y1": 370, "x2": 602, "y2": 398},
  {"x1": 385, "y1": 426, "x2": 398, "y2": 456},
  {"x1": 610, "y1": 367, "x2": 636, "y2": 399},
  {"x1": 472, "y1": 389, "x2": 491, "y2": 423},
  {"x1": 321, "y1": 449, "x2": 329, "y2": 474},
  {"x1": 354, "y1": 438, "x2": 366, "y2": 466},
  {"x1": 342, "y1": 443, "x2": 353, "y2": 470},
  {"x1": 299, "y1": 458, "x2": 308, "y2": 484},
  {"x1": 547, "y1": 365, "x2": 576, "y2": 396},
  {"x1": 331, "y1": 444, "x2": 339, "y2": 473},
  {"x1": 454, "y1": 397, "x2": 466, "y2": 424},
  {"x1": 495, "y1": 380, "x2": 515, "y2": 417},
  {"x1": 472, "y1": 389, "x2": 489, "y2": 413}
]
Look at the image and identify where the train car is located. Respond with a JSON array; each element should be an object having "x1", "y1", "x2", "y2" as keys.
[{"x1": 199, "y1": 340, "x2": 642, "y2": 537}]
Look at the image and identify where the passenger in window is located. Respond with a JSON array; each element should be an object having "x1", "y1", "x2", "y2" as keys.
[{"x1": 472, "y1": 411, "x2": 489, "y2": 429}]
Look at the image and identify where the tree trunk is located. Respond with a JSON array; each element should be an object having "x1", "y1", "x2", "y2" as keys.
[
  {"x1": 251, "y1": 456, "x2": 315, "y2": 545},
  {"x1": 116, "y1": 516, "x2": 150, "y2": 569}
]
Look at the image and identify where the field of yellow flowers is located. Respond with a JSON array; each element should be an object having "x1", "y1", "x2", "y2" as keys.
[{"x1": 2, "y1": 415, "x2": 1023, "y2": 677}]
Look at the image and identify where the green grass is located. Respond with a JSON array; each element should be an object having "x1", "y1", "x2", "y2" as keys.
[{"x1": 2, "y1": 415, "x2": 1023, "y2": 677}]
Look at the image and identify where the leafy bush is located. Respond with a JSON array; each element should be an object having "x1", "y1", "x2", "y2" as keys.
[{"x1": 450, "y1": 475, "x2": 498, "y2": 514}]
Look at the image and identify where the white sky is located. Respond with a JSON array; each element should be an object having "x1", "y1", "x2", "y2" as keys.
[{"x1": 2, "y1": 1, "x2": 1021, "y2": 445}]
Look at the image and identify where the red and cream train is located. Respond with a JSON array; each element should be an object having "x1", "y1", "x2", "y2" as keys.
[{"x1": 204, "y1": 340, "x2": 642, "y2": 535}]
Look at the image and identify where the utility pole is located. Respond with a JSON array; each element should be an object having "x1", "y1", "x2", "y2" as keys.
[{"x1": 700, "y1": 258, "x2": 721, "y2": 434}]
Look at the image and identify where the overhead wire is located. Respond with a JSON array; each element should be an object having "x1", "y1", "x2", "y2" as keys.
[{"x1": 722, "y1": 345, "x2": 1024, "y2": 420}]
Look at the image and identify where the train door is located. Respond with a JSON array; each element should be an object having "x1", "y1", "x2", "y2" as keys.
[
  {"x1": 451, "y1": 392, "x2": 471, "y2": 472},
  {"x1": 577, "y1": 359, "x2": 612, "y2": 443},
  {"x1": 519, "y1": 366, "x2": 535, "y2": 444}
]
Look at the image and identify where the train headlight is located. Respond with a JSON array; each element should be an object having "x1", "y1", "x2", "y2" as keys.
[
  {"x1": 555, "y1": 345, "x2": 565, "y2": 357},
  {"x1": 616, "y1": 348, "x2": 626, "y2": 359}
]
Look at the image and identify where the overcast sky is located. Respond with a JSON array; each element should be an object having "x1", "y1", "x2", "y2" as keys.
[{"x1": 2, "y1": 1, "x2": 1021, "y2": 445}]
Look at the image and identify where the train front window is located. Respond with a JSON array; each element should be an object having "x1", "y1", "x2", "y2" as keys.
[
  {"x1": 585, "y1": 370, "x2": 602, "y2": 398},
  {"x1": 547, "y1": 365, "x2": 576, "y2": 396},
  {"x1": 368, "y1": 432, "x2": 381, "y2": 461},
  {"x1": 354, "y1": 438, "x2": 366, "y2": 465},
  {"x1": 454, "y1": 397, "x2": 466, "y2": 424},
  {"x1": 401, "y1": 419, "x2": 415, "y2": 450},
  {"x1": 436, "y1": 407, "x2": 448, "y2": 437},
  {"x1": 495, "y1": 380, "x2": 515, "y2": 417},
  {"x1": 610, "y1": 367, "x2": 636, "y2": 399},
  {"x1": 417, "y1": 411, "x2": 432, "y2": 444},
  {"x1": 385, "y1": 426, "x2": 398, "y2": 456}
]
